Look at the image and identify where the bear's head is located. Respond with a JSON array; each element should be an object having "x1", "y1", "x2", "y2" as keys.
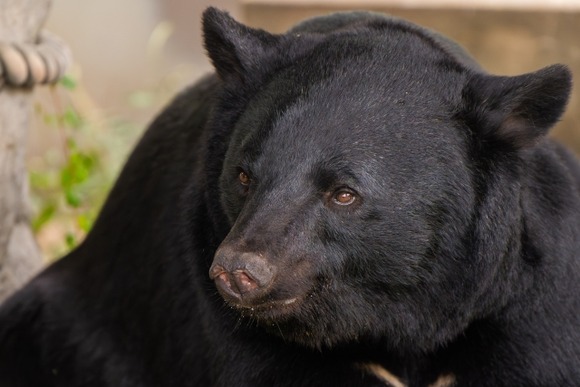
[{"x1": 201, "y1": 8, "x2": 572, "y2": 352}]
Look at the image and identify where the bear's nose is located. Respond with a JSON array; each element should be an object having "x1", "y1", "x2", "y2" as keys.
[{"x1": 209, "y1": 250, "x2": 275, "y2": 305}]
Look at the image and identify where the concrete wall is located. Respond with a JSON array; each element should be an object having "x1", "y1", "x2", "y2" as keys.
[
  {"x1": 43, "y1": 0, "x2": 239, "y2": 122},
  {"x1": 28, "y1": 1, "x2": 580, "y2": 156},
  {"x1": 38, "y1": 2, "x2": 580, "y2": 153}
]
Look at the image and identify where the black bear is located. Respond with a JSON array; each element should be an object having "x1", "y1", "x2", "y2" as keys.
[{"x1": 1, "y1": 8, "x2": 579, "y2": 387}]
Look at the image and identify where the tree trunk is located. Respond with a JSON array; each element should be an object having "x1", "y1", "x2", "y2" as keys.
[{"x1": 0, "y1": 0, "x2": 51, "y2": 302}]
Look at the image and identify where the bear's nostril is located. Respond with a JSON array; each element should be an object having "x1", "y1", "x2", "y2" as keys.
[
  {"x1": 209, "y1": 264, "x2": 227, "y2": 281},
  {"x1": 216, "y1": 272, "x2": 232, "y2": 290},
  {"x1": 211, "y1": 268, "x2": 261, "y2": 301},
  {"x1": 232, "y1": 270, "x2": 258, "y2": 294},
  {"x1": 212, "y1": 269, "x2": 258, "y2": 298}
]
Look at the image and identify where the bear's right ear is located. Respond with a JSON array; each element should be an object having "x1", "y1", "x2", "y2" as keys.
[
  {"x1": 202, "y1": 7, "x2": 279, "y2": 84},
  {"x1": 462, "y1": 64, "x2": 572, "y2": 150}
]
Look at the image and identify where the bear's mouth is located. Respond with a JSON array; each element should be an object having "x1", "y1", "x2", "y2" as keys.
[
  {"x1": 230, "y1": 294, "x2": 304, "y2": 320},
  {"x1": 231, "y1": 275, "x2": 332, "y2": 322}
]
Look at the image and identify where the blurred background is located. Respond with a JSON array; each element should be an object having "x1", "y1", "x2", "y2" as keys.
[{"x1": 29, "y1": 0, "x2": 580, "y2": 259}]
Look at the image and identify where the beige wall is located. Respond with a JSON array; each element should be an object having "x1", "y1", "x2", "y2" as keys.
[
  {"x1": 29, "y1": 1, "x2": 240, "y2": 162},
  {"x1": 43, "y1": 0, "x2": 239, "y2": 121},
  {"x1": 33, "y1": 2, "x2": 580, "y2": 153}
]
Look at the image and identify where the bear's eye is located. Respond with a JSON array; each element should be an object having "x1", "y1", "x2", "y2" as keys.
[
  {"x1": 332, "y1": 189, "x2": 356, "y2": 206},
  {"x1": 238, "y1": 170, "x2": 250, "y2": 186}
]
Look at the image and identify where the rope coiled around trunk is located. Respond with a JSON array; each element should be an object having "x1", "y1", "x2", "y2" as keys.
[{"x1": 0, "y1": 30, "x2": 71, "y2": 89}]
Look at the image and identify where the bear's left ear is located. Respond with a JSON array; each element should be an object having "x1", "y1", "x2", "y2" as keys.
[
  {"x1": 202, "y1": 7, "x2": 280, "y2": 84},
  {"x1": 462, "y1": 64, "x2": 572, "y2": 149}
]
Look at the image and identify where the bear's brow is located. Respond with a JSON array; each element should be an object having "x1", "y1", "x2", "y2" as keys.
[{"x1": 309, "y1": 161, "x2": 360, "y2": 191}]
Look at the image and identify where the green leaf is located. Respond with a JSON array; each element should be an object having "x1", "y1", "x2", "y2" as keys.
[
  {"x1": 60, "y1": 152, "x2": 95, "y2": 190},
  {"x1": 76, "y1": 214, "x2": 93, "y2": 233},
  {"x1": 32, "y1": 203, "x2": 57, "y2": 232},
  {"x1": 63, "y1": 108, "x2": 83, "y2": 129},
  {"x1": 30, "y1": 171, "x2": 54, "y2": 190},
  {"x1": 60, "y1": 167, "x2": 73, "y2": 189},
  {"x1": 65, "y1": 189, "x2": 82, "y2": 207},
  {"x1": 65, "y1": 232, "x2": 76, "y2": 249},
  {"x1": 59, "y1": 75, "x2": 77, "y2": 90}
]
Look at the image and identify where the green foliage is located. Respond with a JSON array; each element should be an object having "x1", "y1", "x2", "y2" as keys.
[
  {"x1": 30, "y1": 78, "x2": 112, "y2": 260},
  {"x1": 29, "y1": 55, "x2": 184, "y2": 260},
  {"x1": 27, "y1": 18, "x2": 194, "y2": 260}
]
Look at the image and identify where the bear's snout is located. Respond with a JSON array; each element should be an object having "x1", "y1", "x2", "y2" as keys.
[{"x1": 210, "y1": 247, "x2": 275, "y2": 306}]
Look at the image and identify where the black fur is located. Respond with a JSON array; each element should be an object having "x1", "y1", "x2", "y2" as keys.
[{"x1": 1, "y1": 8, "x2": 579, "y2": 387}]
